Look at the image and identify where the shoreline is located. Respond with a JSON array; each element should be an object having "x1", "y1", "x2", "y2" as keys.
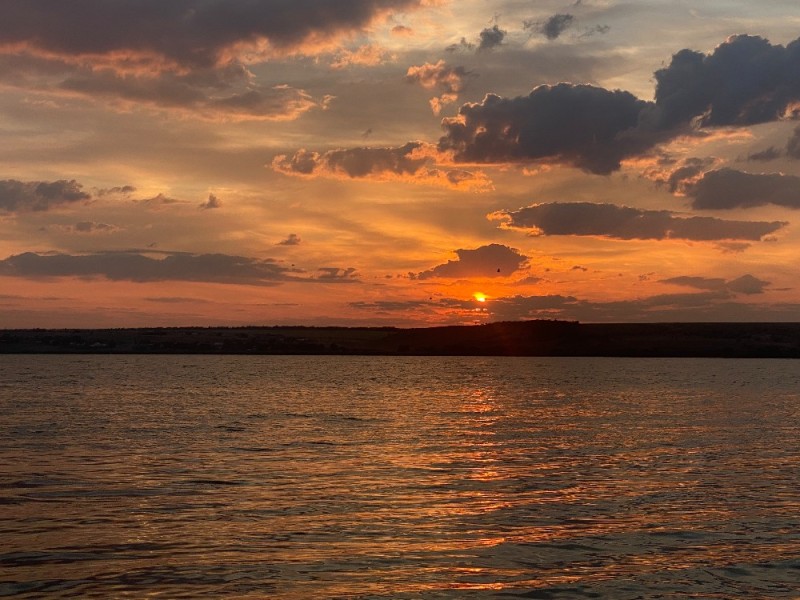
[{"x1": 3, "y1": 320, "x2": 800, "y2": 358}]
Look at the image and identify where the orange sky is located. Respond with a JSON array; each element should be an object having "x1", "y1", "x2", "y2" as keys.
[{"x1": 2, "y1": 1, "x2": 800, "y2": 327}]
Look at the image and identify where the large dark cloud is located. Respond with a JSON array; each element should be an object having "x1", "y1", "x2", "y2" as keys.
[
  {"x1": 416, "y1": 244, "x2": 528, "y2": 279},
  {"x1": 0, "y1": 251, "x2": 293, "y2": 285},
  {"x1": 0, "y1": 179, "x2": 90, "y2": 213},
  {"x1": 0, "y1": 0, "x2": 426, "y2": 69},
  {"x1": 493, "y1": 202, "x2": 786, "y2": 241},
  {"x1": 439, "y1": 84, "x2": 653, "y2": 174},
  {"x1": 436, "y1": 34, "x2": 800, "y2": 174},
  {"x1": 685, "y1": 168, "x2": 800, "y2": 209},
  {"x1": 652, "y1": 34, "x2": 800, "y2": 130}
]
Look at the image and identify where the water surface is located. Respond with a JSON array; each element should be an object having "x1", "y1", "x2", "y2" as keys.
[{"x1": 1, "y1": 356, "x2": 799, "y2": 598}]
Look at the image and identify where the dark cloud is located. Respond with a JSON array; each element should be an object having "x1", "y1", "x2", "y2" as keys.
[
  {"x1": 540, "y1": 14, "x2": 575, "y2": 40},
  {"x1": 0, "y1": 0, "x2": 427, "y2": 70},
  {"x1": 646, "y1": 157, "x2": 715, "y2": 193},
  {"x1": 0, "y1": 179, "x2": 90, "y2": 213},
  {"x1": 439, "y1": 84, "x2": 652, "y2": 174},
  {"x1": 278, "y1": 233, "x2": 302, "y2": 246},
  {"x1": 436, "y1": 34, "x2": 800, "y2": 174},
  {"x1": 0, "y1": 251, "x2": 294, "y2": 285},
  {"x1": 199, "y1": 193, "x2": 221, "y2": 209},
  {"x1": 272, "y1": 142, "x2": 491, "y2": 191},
  {"x1": 652, "y1": 34, "x2": 800, "y2": 130},
  {"x1": 478, "y1": 25, "x2": 507, "y2": 52},
  {"x1": 661, "y1": 274, "x2": 769, "y2": 295},
  {"x1": 416, "y1": 244, "x2": 528, "y2": 279},
  {"x1": 747, "y1": 146, "x2": 782, "y2": 162},
  {"x1": 685, "y1": 168, "x2": 800, "y2": 209},
  {"x1": 492, "y1": 202, "x2": 786, "y2": 241}
]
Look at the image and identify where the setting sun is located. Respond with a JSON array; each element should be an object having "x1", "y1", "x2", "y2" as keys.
[{"x1": 473, "y1": 292, "x2": 487, "y2": 303}]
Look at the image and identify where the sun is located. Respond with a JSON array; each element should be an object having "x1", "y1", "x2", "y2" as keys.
[{"x1": 473, "y1": 292, "x2": 487, "y2": 303}]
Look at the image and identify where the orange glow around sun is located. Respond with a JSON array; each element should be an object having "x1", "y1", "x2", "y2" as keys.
[{"x1": 473, "y1": 292, "x2": 487, "y2": 302}]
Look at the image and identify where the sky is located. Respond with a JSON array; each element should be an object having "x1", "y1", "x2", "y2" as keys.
[{"x1": 3, "y1": 0, "x2": 800, "y2": 328}]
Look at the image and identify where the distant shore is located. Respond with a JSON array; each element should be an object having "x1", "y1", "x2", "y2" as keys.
[{"x1": 3, "y1": 321, "x2": 800, "y2": 357}]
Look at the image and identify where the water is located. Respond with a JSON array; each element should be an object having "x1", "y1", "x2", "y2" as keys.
[{"x1": 1, "y1": 355, "x2": 799, "y2": 599}]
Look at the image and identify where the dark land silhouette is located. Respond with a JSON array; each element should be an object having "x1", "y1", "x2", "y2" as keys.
[{"x1": 3, "y1": 321, "x2": 800, "y2": 357}]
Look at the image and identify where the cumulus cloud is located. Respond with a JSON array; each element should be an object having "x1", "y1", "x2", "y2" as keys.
[
  {"x1": 0, "y1": 0, "x2": 428, "y2": 71},
  {"x1": 0, "y1": 251, "x2": 294, "y2": 285},
  {"x1": 416, "y1": 244, "x2": 529, "y2": 279},
  {"x1": 435, "y1": 34, "x2": 800, "y2": 174},
  {"x1": 651, "y1": 35, "x2": 800, "y2": 130},
  {"x1": 439, "y1": 84, "x2": 652, "y2": 174},
  {"x1": 684, "y1": 168, "x2": 800, "y2": 209},
  {"x1": 272, "y1": 142, "x2": 492, "y2": 191},
  {"x1": 491, "y1": 202, "x2": 786, "y2": 241},
  {"x1": 477, "y1": 25, "x2": 507, "y2": 52},
  {"x1": 661, "y1": 274, "x2": 770, "y2": 295},
  {"x1": 405, "y1": 60, "x2": 471, "y2": 114},
  {"x1": 0, "y1": 179, "x2": 90, "y2": 213}
]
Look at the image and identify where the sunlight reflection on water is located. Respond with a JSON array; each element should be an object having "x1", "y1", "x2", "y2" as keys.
[{"x1": 1, "y1": 356, "x2": 799, "y2": 598}]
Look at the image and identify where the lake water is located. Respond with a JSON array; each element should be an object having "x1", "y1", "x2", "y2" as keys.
[{"x1": 1, "y1": 355, "x2": 799, "y2": 598}]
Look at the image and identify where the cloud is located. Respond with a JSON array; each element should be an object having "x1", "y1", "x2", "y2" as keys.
[
  {"x1": 316, "y1": 267, "x2": 359, "y2": 281},
  {"x1": 661, "y1": 274, "x2": 770, "y2": 295},
  {"x1": 491, "y1": 202, "x2": 786, "y2": 241},
  {"x1": 330, "y1": 44, "x2": 392, "y2": 69},
  {"x1": 644, "y1": 156, "x2": 716, "y2": 193},
  {"x1": 439, "y1": 83, "x2": 653, "y2": 174},
  {"x1": 405, "y1": 60, "x2": 471, "y2": 114},
  {"x1": 272, "y1": 142, "x2": 492, "y2": 191},
  {"x1": 416, "y1": 244, "x2": 529, "y2": 279},
  {"x1": 747, "y1": 147, "x2": 782, "y2": 162},
  {"x1": 0, "y1": 251, "x2": 294, "y2": 285},
  {"x1": 0, "y1": 179, "x2": 90, "y2": 213},
  {"x1": 436, "y1": 34, "x2": 800, "y2": 174},
  {"x1": 651, "y1": 34, "x2": 800, "y2": 130},
  {"x1": 539, "y1": 14, "x2": 575, "y2": 40},
  {"x1": 786, "y1": 125, "x2": 800, "y2": 159},
  {"x1": 0, "y1": 0, "x2": 429, "y2": 71},
  {"x1": 58, "y1": 68, "x2": 328, "y2": 121},
  {"x1": 278, "y1": 233, "x2": 302, "y2": 246},
  {"x1": 477, "y1": 25, "x2": 507, "y2": 52},
  {"x1": 684, "y1": 168, "x2": 800, "y2": 209},
  {"x1": 199, "y1": 193, "x2": 221, "y2": 209},
  {"x1": 71, "y1": 221, "x2": 120, "y2": 234}
]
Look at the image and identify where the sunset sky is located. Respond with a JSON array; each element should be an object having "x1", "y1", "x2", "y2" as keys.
[{"x1": 3, "y1": 0, "x2": 800, "y2": 327}]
